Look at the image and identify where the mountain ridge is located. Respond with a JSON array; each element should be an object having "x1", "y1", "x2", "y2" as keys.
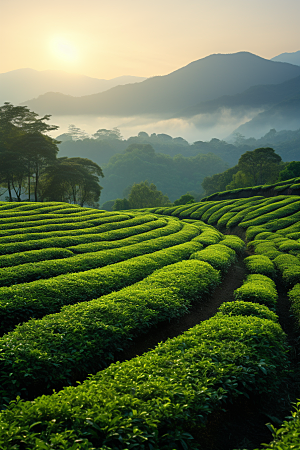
[{"x1": 21, "y1": 52, "x2": 300, "y2": 116}]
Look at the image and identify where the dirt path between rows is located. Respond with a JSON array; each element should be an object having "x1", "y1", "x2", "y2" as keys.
[{"x1": 120, "y1": 254, "x2": 247, "y2": 362}]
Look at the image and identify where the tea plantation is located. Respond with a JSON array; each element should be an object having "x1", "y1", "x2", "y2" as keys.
[{"x1": 0, "y1": 196, "x2": 300, "y2": 449}]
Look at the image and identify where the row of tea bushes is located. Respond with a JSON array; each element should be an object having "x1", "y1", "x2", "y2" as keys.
[
  {"x1": 0, "y1": 247, "x2": 74, "y2": 269},
  {"x1": 0, "y1": 260, "x2": 221, "y2": 405},
  {"x1": 0, "y1": 214, "x2": 133, "y2": 244},
  {"x1": 0, "y1": 212, "x2": 131, "y2": 237},
  {"x1": 234, "y1": 274, "x2": 278, "y2": 310},
  {"x1": 244, "y1": 255, "x2": 276, "y2": 279},
  {"x1": 0, "y1": 222, "x2": 198, "y2": 287},
  {"x1": 0, "y1": 210, "x2": 119, "y2": 231},
  {"x1": 0, "y1": 207, "x2": 102, "y2": 225},
  {"x1": 0, "y1": 313, "x2": 289, "y2": 449},
  {"x1": 0, "y1": 218, "x2": 171, "y2": 267},
  {"x1": 67, "y1": 217, "x2": 180, "y2": 254},
  {"x1": 0, "y1": 240, "x2": 202, "y2": 334},
  {"x1": 0, "y1": 215, "x2": 164, "y2": 255},
  {"x1": 0, "y1": 203, "x2": 82, "y2": 219},
  {"x1": 190, "y1": 243, "x2": 236, "y2": 274}
]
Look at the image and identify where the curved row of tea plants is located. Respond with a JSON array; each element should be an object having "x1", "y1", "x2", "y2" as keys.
[{"x1": 0, "y1": 259, "x2": 221, "y2": 406}]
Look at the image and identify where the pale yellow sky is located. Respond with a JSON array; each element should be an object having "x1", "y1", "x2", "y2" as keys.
[{"x1": 1, "y1": 0, "x2": 300, "y2": 79}]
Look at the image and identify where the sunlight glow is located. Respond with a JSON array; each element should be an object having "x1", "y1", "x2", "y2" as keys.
[{"x1": 50, "y1": 37, "x2": 79, "y2": 63}]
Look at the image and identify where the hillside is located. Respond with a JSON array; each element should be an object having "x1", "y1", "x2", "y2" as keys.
[
  {"x1": 271, "y1": 50, "x2": 300, "y2": 66},
  {"x1": 176, "y1": 74, "x2": 300, "y2": 118},
  {"x1": 233, "y1": 93, "x2": 300, "y2": 137},
  {"x1": 21, "y1": 52, "x2": 300, "y2": 116},
  {"x1": 0, "y1": 199, "x2": 299, "y2": 448},
  {"x1": 0, "y1": 68, "x2": 146, "y2": 105}
]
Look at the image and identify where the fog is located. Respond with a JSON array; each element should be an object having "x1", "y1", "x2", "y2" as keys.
[{"x1": 48, "y1": 108, "x2": 262, "y2": 143}]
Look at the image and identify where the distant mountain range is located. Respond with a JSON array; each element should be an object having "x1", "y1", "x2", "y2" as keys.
[
  {"x1": 0, "y1": 69, "x2": 146, "y2": 105},
  {"x1": 21, "y1": 52, "x2": 300, "y2": 117},
  {"x1": 232, "y1": 93, "x2": 300, "y2": 138},
  {"x1": 271, "y1": 50, "x2": 300, "y2": 66},
  {"x1": 176, "y1": 75, "x2": 300, "y2": 118}
]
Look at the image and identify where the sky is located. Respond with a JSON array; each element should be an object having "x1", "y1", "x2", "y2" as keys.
[{"x1": 1, "y1": 0, "x2": 300, "y2": 80}]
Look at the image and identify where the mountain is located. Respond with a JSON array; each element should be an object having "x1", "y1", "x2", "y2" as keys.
[
  {"x1": 176, "y1": 74, "x2": 300, "y2": 117},
  {"x1": 271, "y1": 51, "x2": 300, "y2": 66},
  {"x1": 232, "y1": 93, "x2": 300, "y2": 138},
  {"x1": 0, "y1": 69, "x2": 146, "y2": 105},
  {"x1": 21, "y1": 52, "x2": 300, "y2": 116}
]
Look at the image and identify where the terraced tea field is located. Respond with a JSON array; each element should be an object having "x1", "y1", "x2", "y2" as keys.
[{"x1": 0, "y1": 197, "x2": 300, "y2": 449}]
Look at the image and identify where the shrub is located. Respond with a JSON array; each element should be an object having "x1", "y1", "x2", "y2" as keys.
[
  {"x1": 0, "y1": 315, "x2": 289, "y2": 449},
  {"x1": 234, "y1": 274, "x2": 278, "y2": 309},
  {"x1": 274, "y1": 254, "x2": 300, "y2": 286},
  {"x1": 220, "y1": 235, "x2": 245, "y2": 253},
  {"x1": 0, "y1": 260, "x2": 220, "y2": 404},
  {"x1": 190, "y1": 243, "x2": 236, "y2": 274},
  {"x1": 0, "y1": 240, "x2": 203, "y2": 334},
  {"x1": 244, "y1": 255, "x2": 276, "y2": 278},
  {"x1": 217, "y1": 301, "x2": 278, "y2": 322}
]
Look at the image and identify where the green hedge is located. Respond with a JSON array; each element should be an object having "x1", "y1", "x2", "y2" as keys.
[
  {"x1": 0, "y1": 260, "x2": 220, "y2": 404},
  {"x1": 249, "y1": 241, "x2": 282, "y2": 260},
  {"x1": 217, "y1": 301, "x2": 279, "y2": 322},
  {"x1": 220, "y1": 235, "x2": 245, "y2": 253},
  {"x1": 0, "y1": 247, "x2": 74, "y2": 269},
  {"x1": 288, "y1": 284, "x2": 300, "y2": 326},
  {"x1": 0, "y1": 212, "x2": 125, "y2": 236},
  {"x1": 244, "y1": 255, "x2": 276, "y2": 278},
  {"x1": 0, "y1": 223, "x2": 199, "y2": 287},
  {"x1": 67, "y1": 218, "x2": 179, "y2": 254},
  {"x1": 190, "y1": 243, "x2": 236, "y2": 274},
  {"x1": 240, "y1": 199, "x2": 300, "y2": 228},
  {"x1": 0, "y1": 215, "x2": 162, "y2": 255},
  {"x1": 192, "y1": 228, "x2": 223, "y2": 246},
  {"x1": 0, "y1": 208, "x2": 101, "y2": 226},
  {"x1": 234, "y1": 274, "x2": 278, "y2": 309},
  {"x1": 0, "y1": 240, "x2": 202, "y2": 334},
  {"x1": 274, "y1": 254, "x2": 300, "y2": 286},
  {"x1": 225, "y1": 199, "x2": 266, "y2": 229},
  {"x1": 0, "y1": 314, "x2": 289, "y2": 449},
  {"x1": 0, "y1": 214, "x2": 133, "y2": 244},
  {"x1": 189, "y1": 202, "x2": 215, "y2": 219}
]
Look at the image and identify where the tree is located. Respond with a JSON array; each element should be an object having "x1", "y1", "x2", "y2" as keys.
[
  {"x1": 238, "y1": 147, "x2": 282, "y2": 186},
  {"x1": 0, "y1": 102, "x2": 59, "y2": 201},
  {"x1": 128, "y1": 181, "x2": 170, "y2": 209},
  {"x1": 92, "y1": 128, "x2": 122, "y2": 140},
  {"x1": 113, "y1": 198, "x2": 130, "y2": 211},
  {"x1": 173, "y1": 193, "x2": 195, "y2": 206},
  {"x1": 66, "y1": 124, "x2": 89, "y2": 140},
  {"x1": 41, "y1": 157, "x2": 103, "y2": 207},
  {"x1": 278, "y1": 161, "x2": 300, "y2": 181}
]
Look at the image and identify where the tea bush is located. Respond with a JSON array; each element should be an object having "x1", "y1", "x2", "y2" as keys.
[
  {"x1": 190, "y1": 243, "x2": 236, "y2": 274},
  {"x1": 244, "y1": 255, "x2": 276, "y2": 278},
  {"x1": 217, "y1": 301, "x2": 279, "y2": 322},
  {"x1": 0, "y1": 315, "x2": 289, "y2": 449},
  {"x1": 0, "y1": 240, "x2": 202, "y2": 333},
  {"x1": 234, "y1": 274, "x2": 278, "y2": 309}
]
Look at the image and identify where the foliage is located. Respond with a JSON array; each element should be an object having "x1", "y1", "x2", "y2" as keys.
[
  {"x1": 0, "y1": 315, "x2": 289, "y2": 449},
  {"x1": 234, "y1": 274, "x2": 278, "y2": 309},
  {"x1": 278, "y1": 161, "x2": 300, "y2": 181},
  {"x1": 173, "y1": 193, "x2": 195, "y2": 206},
  {"x1": 244, "y1": 255, "x2": 276, "y2": 278},
  {"x1": 217, "y1": 301, "x2": 279, "y2": 322},
  {"x1": 190, "y1": 243, "x2": 236, "y2": 274},
  {"x1": 0, "y1": 260, "x2": 220, "y2": 404},
  {"x1": 41, "y1": 157, "x2": 104, "y2": 207},
  {"x1": 128, "y1": 180, "x2": 170, "y2": 209}
]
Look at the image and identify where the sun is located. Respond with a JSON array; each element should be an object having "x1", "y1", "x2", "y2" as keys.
[{"x1": 50, "y1": 37, "x2": 78, "y2": 63}]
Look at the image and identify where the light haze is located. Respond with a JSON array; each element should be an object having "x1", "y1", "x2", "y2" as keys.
[{"x1": 1, "y1": 0, "x2": 300, "y2": 79}]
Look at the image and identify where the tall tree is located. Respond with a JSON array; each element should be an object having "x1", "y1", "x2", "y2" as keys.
[
  {"x1": 238, "y1": 147, "x2": 282, "y2": 186},
  {"x1": 128, "y1": 181, "x2": 170, "y2": 209},
  {"x1": 41, "y1": 157, "x2": 104, "y2": 207},
  {"x1": 0, "y1": 102, "x2": 59, "y2": 201}
]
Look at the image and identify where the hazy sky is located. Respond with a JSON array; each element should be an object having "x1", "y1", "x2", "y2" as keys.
[{"x1": 1, "y1": 0, "x2": 300, "y2": 79}]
